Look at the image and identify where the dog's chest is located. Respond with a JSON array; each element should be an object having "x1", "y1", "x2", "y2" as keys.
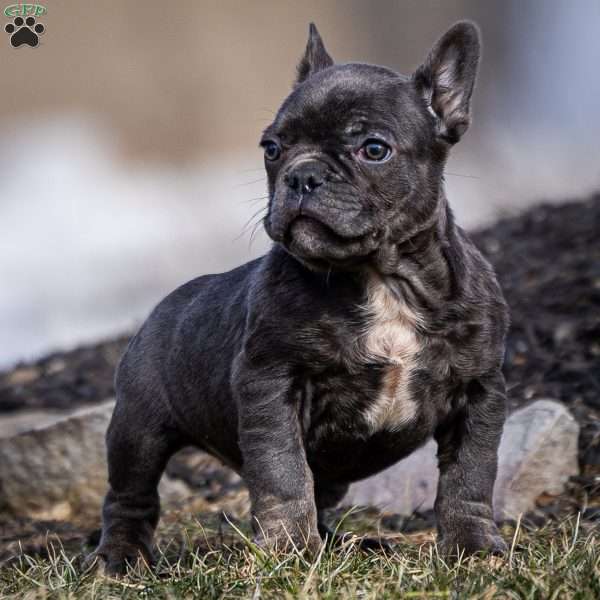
[{"x1": 354, "y1": 276, "x2": 423, "y2": 433}]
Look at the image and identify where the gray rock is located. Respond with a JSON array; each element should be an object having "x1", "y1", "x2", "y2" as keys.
[
  {"x1": 0, "y1": 407, "x2": 85, "y2": 439},
  {"x1": 0, "y1": 400, "x2": 191, "y2": 523},
  {"x1": 0, "y1": 398, "x2": 579, "y2": 524},
  {"x1": 344, "y1": 399, "x2": 580, "y2": 520},
  {"x1": 493, "y1": 399, "x2": 580, "y2": 519}
]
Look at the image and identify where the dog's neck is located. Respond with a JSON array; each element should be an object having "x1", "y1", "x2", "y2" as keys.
[{"x1": 369, "y1": 190, "x2": 458, "y2": 316}]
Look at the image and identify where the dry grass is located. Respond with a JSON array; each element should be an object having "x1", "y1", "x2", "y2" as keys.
[{"x1": 1, "y1": 511, "x2": 598, "y2": 599}]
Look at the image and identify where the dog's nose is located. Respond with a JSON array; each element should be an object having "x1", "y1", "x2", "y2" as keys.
[{"x1": 286, "y1": 161, "x2": 325, "y2": 195}]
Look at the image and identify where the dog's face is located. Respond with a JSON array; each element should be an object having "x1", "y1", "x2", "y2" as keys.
[{"x1": 262, "y1": 23, "x2": 480, "y2": 270}]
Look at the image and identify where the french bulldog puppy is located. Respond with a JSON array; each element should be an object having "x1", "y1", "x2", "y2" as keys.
[{"x1": 89, "y1": 21, "x2": 509, "y2": 574}]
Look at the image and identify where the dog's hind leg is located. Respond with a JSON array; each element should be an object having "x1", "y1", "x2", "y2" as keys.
[
  {"x1": 86, "y1": 394, "x2": 184, "y2": 576},
  {"x1": 315, "y1": 481, "x2": 394, "y2": 552},
  {"x1": 315, "y1": 480, "x2": 347, "y2": 538}
]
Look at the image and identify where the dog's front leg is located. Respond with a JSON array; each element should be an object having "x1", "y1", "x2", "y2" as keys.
[
  {"x1": 434, "y1": 372, "x2": 508, "y2": 557},
  {"x1": 234, "y1": 359, "x2": 320, "y2": 553}
]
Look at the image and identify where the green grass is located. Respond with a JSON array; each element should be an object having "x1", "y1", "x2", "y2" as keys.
[{"x1": 1, "y1": 513, "x2": 598, "y2": 599}]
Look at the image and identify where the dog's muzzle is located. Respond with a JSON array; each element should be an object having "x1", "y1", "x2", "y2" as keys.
[{"x1": 268, "y1": 159, "x2": 329, "y2": 241}]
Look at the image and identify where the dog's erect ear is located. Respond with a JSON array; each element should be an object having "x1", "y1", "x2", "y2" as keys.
[
  {"x1": 413, "y1": 21, "x2": 481, "y2": 144},
  {"x1": 296, "y1": 23, "x2": 334, "y2": 85}
]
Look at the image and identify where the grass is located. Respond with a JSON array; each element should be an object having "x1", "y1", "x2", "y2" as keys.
[{"x1": 0, "y1": 512, "x2": 598, "y2": 599}]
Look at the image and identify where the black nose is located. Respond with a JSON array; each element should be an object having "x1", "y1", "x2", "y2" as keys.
[{"x1": 286, "y1": 161, "x2": 325, "y2": 195}]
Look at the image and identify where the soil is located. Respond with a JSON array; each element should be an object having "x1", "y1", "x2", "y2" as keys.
[
  {"x1": 471, "y1": 194, "x2": 600, "y2": 474},
  {"x1": 0, "y1": 336, "x2": 128, "y2": 413},
  {"x1": 1, "y1": 194, "x2": 599, "y2": 560}
]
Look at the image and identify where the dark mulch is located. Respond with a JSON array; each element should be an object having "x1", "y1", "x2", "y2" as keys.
[
  {"x1": 0, "y1": 519, "x2": 88, "y2": 565},
  {"x1": 471, "y1": 194, "x2": 600, "y2": 474},
  {"x1": 0, "y1": 336, "x2": 128, "y2": 413}
]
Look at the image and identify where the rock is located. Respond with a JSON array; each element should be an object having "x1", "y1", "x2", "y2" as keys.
[
  {"x1": 344, "y1": 399, "x2": 580, "y2": 520},
  {"x1": 0, "y1": 407, "x2": 85, "y2": 438},
  {"x1": 0, "y1": 398, "x2": 580, "y2": 524},
  {"x1": 494, "y1": 399, "x2": 580, "y2": 519},
  {"x1": 0, "y1": 400, "x2": 192, "y2": 523}
]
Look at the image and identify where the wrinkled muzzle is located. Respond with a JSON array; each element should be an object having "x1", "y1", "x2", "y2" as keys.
[{"x1": 265, "y1": 157, "x2": 381, "y2": 266}]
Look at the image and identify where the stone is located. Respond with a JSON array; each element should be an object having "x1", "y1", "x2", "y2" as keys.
[
  {"x1": 344, "y1": 399, "x2": 580, "y2": 520},
  {"x1": 493, "y1": 399, "x2": 580, "y2": 519},
  {"x1": 0, "y1": 400, "x2": 191, "y2": 523},
  {"x1": 0, "y1": 398, "x2": 580, "y2": 524},
  {"x1": 0, "y1": 407, "x2": 85, "y2": 438}
]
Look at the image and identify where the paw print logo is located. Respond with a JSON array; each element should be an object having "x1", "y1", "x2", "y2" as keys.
[{"x1": 5, "y1": 16, "x2": 45, "y2": 47}]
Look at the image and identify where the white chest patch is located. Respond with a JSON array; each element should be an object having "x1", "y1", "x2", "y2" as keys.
[{"x1": 358, "y1": 274, "x2": 423, "y2": 433}]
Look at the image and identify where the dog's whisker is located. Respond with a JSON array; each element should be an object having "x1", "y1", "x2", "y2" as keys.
[
  {"x1": 238, "y1": 167, "x2": 266, "y2": 174},
  {"x1": 248, "y1": 218, "x2": 265, "y2": 249},
  {"x1": 445, "y1": 171, "x2": 480, "y2": 179},
  {"x1": 235, "y1": 177, "x2": 267, "y2": 188},
  {"x1": 256, "y1": 107, "x2": 276, "y2": 116},
  {"x1": 241, "y1": 195, "x2": 269, "y2": 205},
  {"x1": 235, "y1": 206, "x2": 268, "y2": 241},
  {"x1": 241, "y1": 207, "x2": 268, "y2": 232}
]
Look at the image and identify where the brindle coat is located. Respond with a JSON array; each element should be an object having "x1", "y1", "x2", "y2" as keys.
[{"x1": 90, "y1": 21, "x2": 509, "y2": 574}]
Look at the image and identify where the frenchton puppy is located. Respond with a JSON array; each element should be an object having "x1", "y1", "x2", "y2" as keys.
[{"x1": 89, "y1": 21, "x2": 508, "y2": 574}]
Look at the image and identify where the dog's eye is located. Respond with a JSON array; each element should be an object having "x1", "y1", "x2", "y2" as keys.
[
  {"x1": 361, "y1": 140, "x2": 391, "y2": 162},
  {"x1": 263, "y1": 142, "x2": 281, "y2": 161}
]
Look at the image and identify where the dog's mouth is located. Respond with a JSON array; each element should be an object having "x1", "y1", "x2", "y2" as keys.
[{"x1": 282, "y1": 215, "x2": 380, "y2": 269}]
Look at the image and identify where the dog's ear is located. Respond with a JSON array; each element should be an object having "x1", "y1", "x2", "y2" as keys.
[
  {"x1": 296, "y1": 23, "x2": 334, "y2": 85},
  {"x1": 413, "y1": 21, "x2": 481, "y2": 144}
]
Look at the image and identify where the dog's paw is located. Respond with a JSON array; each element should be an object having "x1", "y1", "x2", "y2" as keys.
[
  {"x1": 437, "y1": 524, "x2": 507, "y2": 558},
  {"x1": 438, "y1": 532, "x2": 507, "y2": 558},
  {"x1": 253, "y1": 531, "x2": 322, "y2": 556},
  {"x1": 83, "y1": 544, "x2": 154, "y2": 577},
  {"x1": 355, "y1": 535, "x2": 396, "y2": 554},
  {"x1": 319, "y1": 523, "x2": 395, "y2": 554}
]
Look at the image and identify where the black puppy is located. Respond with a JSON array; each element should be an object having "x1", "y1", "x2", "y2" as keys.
[{"x1": 90, "y1": 21, "x2": 509, "y2": 574}]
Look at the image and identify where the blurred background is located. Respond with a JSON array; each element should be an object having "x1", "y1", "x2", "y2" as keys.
[{"x1": 1, "y1": 0, "x2": 599, "y2": 368}]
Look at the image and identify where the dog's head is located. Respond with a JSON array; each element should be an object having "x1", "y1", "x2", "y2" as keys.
[{"x1": 262, "y1": 22, "x2": 480, "y2": 271}]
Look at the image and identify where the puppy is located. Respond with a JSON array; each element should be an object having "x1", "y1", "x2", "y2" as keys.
[{"x1": 90, "y1": 21, "x2": 509, "y2": 574}]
